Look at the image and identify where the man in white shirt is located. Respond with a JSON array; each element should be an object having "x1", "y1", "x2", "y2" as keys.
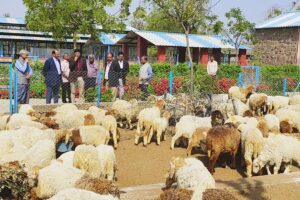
[
  {"x1": 104, "y1": 52, "x2": 113, "y2": 87},
  {"x1": 61, "y1": 53, "x2": 71, "y2": 103},
  {"x1": 207, "y1": 55, "x2": 218, "y2": 78},
  {"x1": 139, "y1": 56, "x2": 153, "y2": 100}
]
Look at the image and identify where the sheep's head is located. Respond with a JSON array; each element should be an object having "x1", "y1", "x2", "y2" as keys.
[
  {"x1": 129, "y1": 98, "x2": 138, "y2": 106},
  {"x1": 252, "y1": 158, "x2": 264, "y2": 174},
  {"x1": 55, "y1": 129, "x2": 71, "y2": 144},
  {"x1": 84, "y1": 114, "x2": 96, "y2": 126},
  {"x1": 162, "y1": 111, "x2": 172, "y2": 120},
  {"x1": 40, "y1": 117, "x2": 59, "y2": 129},
  {"x1": 280, "y1": 120, "x2": 293, "y2": 133},
  {"x1": 155, "y1": 99, "x2": 165, "y2": 112},
  {"x1": 243, "y1": 110, "x2": 254, "y2": 117},
  {"x1": 168, "y1": 157, "x2": 185, "y2": 179}
]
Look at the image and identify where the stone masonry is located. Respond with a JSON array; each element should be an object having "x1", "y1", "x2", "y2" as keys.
[{"x1": 254, "y1": 27, "x2": 298, "y2": 65}]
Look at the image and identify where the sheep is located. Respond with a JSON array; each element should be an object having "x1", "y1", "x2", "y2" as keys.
[
  {"x1": 263, "y1": 114, "x2": 280, "y2": 134},
  {"x1": 53, "y1": 103, "x2": 78, "y2": 114},
  {"x1": 135, "y1": 99, "x2": 165, "y2": 146},
  {"x1": 206, "y1": 126, "x2": 241, "y2": 174},
  {"x1": 280, "y1": 120, "x2": 293, "y2": 133},
  {"x1": 0, "y1": 133, "x2": 14, "y2": 159},
  {"x1": 211, "y1": 110, "x2": 225, "y2": 127},
  {"x1": 65, "y1": 125, "x2": 110, "y2": 147},
  {"x1": 228, "y1": 85, "x2": 254, "y2": 103},
  {"x1": 0, "y1": 140, "x2": 28, "y2": 164},
  {"x1": 225, "y1": 115, "x2": 258, "y2": 128},
  {"x1": 224, "y1": 98, "x2": 250, "y2": 118},
  {"x1": 148, "y1": 111, "x2": 172, "y2": 145},
  {"x1": 248, "y1": 93, "x2": 269, "y2": 116},
  {"x1": 110, "y1": 99, "x2": 139, "y2": 129},
  {"x1": 267, "y1": 96, "x2": 290, "y2": 114},
  {"x1": 0, "y1": 114, "x2": 10, "y2": 130},
  {"x1": 48, "y1": 188, "x2": 118, "y2": 200},
  {"x1": 95, "y1": 144, "x2": 117, "y2": 181},
  {"x1": 101, "y1": 115, "x2": 119, "y2": 149},
  {"x1": 170, "y1": 116, "x2": 211, "y2": 150},
  {"x1": 165, "y1": 157, "x2": 215, "y2": 190},
  {"x1": 6, "y1": 113, "x2": 46, "y2": 130},
  {"x1": 252, "y1": 134, "x2": 300, "y2": 175},
  {"x1": 158, "y1": 188, "x2": 193, "y2": 200},
  {"x1": 202, "y1": 189, "x2": 238, "y2": 200},
  {"x1": 276, "y1": 107, "x2": 300, "y2": 132},
  {"x1": 75, "y1": 175, "x2": 120, "y2": 198},
  {"x1": 289, "y1": 94, "x2": 300, "y2": 105},
  {"x1": 73, "y1": 145, "x2": 101, "y2": 178},
  {"x1": 186, "y1": 127, "x2": 210, "y2": 156}
]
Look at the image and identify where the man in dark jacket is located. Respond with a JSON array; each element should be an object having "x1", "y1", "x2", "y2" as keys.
[
  {"x1": 43, "y1": 49, "x2": 62, "y2": 104},
  {"x1": 108, "y1": 51, "x2": 129, "y2": 100},
  {"x1": 69, "y1": 49, "x2": 87, "y2": 103}
]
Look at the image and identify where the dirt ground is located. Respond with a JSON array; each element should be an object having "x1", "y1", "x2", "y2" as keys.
[{"x1": 115, "y1": 129, "x2": 300, "y2": 200}]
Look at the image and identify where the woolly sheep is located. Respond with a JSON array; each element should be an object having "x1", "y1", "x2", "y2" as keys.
[
  {"x1": 101, "y1": 115, "x2": 119, "y2": 149},
  {"x1": 6, "y1": 113, "x2": 46, "y2": 130},
  {"x1": 186, "y1": 127, "x2": 210, "y2": 156},
  {"x1": 95, "y1": 144, "x2": 117, "y2": 181},
  {"x1": 0, "y1": 140, "x2": 28, "y2": 164},
  {"x1": 248, "y1": 93, "x2": 269, "y2": 116},
  {"x1": 267, "y1": 96, "x2": 289, "y2": 114},
  {"x1": 263, "y1": 114, "x2": 280, "y2": 133},
  {"x1": 73, "y1": 144, "x2": 101, "y2": 178},
  {"x1": 252, "y1": 134, "x2": 300, "y2": 175},
  {"x1": 165, "y1": 157, "x2": 215, "y2": 190},
  {"x1": 0, "y1": 114, "x2": 10, "y2": 130},
  {"x1": 56, "y1": 110, "x2": 95, "y2": 129},
  {"x1": 224, "y1": 98, "x2": 249, "y2": 118},
  {"x1": 53, "y1": 104, "x2": 78, "y2": 114},
  {"x1": 228, "y1": 85, "x2": 254, "y2": 103},
  {"x1": 57, "y1": 151, "x2": 75, "y2": 166},
  {"x1": 289, "y1": 94, "x2": 300, "y2": 105},
  {"x1": 148, "y1": 111, "x2": 172, "y2": 145},
  {"x1": 48, "y1": 188, "x2": 118, "y2": 200},
  {"x1": 276, "y1": 107, "x2": 300, "y2": 132}
]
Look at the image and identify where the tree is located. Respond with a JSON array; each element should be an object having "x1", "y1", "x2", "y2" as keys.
[
  {"x1": 147, "y1": 0, "x2": 209, "y2": 92},
  {"x1": 23, "y1": 0, "x2": 132, "y2": 49},
  {"x1": 201, "y1": 14, "x2": 224, "y2": 34},
  {"x1": 224, "y1": 8, "x2": 255, "y2": 64},
  {"x1": 131, "y1": 6, "x2": 147, "y2": 30},
  {"x1": 267, "y1": 6, "x2": 282, "y2": 19}
]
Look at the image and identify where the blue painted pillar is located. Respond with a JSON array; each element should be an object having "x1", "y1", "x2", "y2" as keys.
[
  {"x1": 169, "y1": 71, "x2": 173, "y2": 95},
  {"x1": 97, "y1": 71, "x2": 102, "y2": 107}
]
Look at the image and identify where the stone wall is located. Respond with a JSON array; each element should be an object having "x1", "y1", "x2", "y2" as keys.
[{"x1": 253, "y1": 28, "x2": 298, "y2": 65}]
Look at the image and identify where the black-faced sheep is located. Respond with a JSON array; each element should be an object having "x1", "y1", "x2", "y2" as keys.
[{"x1": 211, "y1": 110, "x2": 225, "y2": 127}]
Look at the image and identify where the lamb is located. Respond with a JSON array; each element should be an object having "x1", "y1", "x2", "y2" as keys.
[
  {"x1": 252, "y1": 134, "x2": 300, "y2": 175},
  {"x1": 110, "y1": 99, "x2": 139, "y2": 129},
  {"x1": 48, "y1": 188, "x2": 118, "y2": 200},
  {"x1": 289, "y1": 94, "x2": 300, "y2": 105},
  {"x1": 135, "y1": 99, "x2": 165, "y2": 146},
  {"x1": 6, "y1": 113, "x2": 46, "y2": 130},
  {"x1": 101, "y1": 115, "x2": 119, "y2": 149},
  {"x1": 248, "y1": 93, "x2": 269, "y2": 116},
  {"x1": 73, "y1": 144, "x2": 101, "y2": 178},
  {"x1": 56, "y1": 110, "x2": 96, "y2": 129},
  {"x1": 95, "y1": 144, "x2": 117, "y2": 181},
  {"x1": 228, "y1": 85, "x2": 254, "y2": 103},
  {"x1": 186, "y1": 127, "x2": 210, "y2": 156},
  {"x1": 267, "y1": 96, "x2": 290, "y2": 114},
  {"x1": 206, "y1": 126, "x2": 241, "y2": 174},
  {"x1": 65, "y1": 125, "x2": 110, "y2": 147},
  {"x1": 165, "y1": 157, "x2": 215, "y2": 190},
  {"x1": 170, "y1": 116, "x2": 211, "y2": 150},
  {"x1": 148, "y1": 111, "x2": 172, "y2": 145}
]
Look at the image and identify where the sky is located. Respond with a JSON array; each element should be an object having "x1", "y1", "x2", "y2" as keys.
[{"x1": 0, "y1": 0, "x2": 297, "y2": 24}]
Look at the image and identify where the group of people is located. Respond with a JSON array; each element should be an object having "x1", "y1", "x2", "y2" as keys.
[{"x1": 15, "y1": 49, "x2": 154, "y2": 104}]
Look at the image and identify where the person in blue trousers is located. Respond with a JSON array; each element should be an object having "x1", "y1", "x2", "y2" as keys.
[{"x1": 43, "y1": 50, "x2": 62, "y2": 104}]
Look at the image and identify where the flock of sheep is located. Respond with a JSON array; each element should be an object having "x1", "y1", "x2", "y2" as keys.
[{"x1": 1, "y1": 84, "x2": 300, "y2": 200}]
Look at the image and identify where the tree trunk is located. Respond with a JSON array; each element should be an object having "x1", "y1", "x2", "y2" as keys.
[
  {"x1": 73, "y1": 33, "x2": 78, "y2": 50},
  {"x1": 185, "y1": 30, "x2": 194, "y2": 93},
  {"x1": 235, "y1": 47, "x2": 239, "y2": 65}
]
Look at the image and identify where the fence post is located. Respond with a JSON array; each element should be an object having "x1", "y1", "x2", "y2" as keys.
[
  {"x1": 97, "y1": 71, "x2": 102, "y2": 108},
  {"x1": 283, "y1": 78, "x2": 287, "y2": 96},
  {"x1": 255, "y1": 66, "x2": 260, "y2": 88},
  {"x1": 238, "y1": 72, "x2": 243, "y2": 87},
  {"x1": 169, "y1": 71, "x2": 173, "y2": 95},
  {"x1": 9, "y1": 64, "x2": 13, "y2": 114},
  {"x1": 13, "y1": 70, "x2": 18, "y2": 113}
]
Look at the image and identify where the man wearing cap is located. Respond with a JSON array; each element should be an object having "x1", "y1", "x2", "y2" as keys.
[
  {"x1": 43, "y1": 49, "x2": 62, "y2": 104},
  {"x1": 15, "y1": 50, "x2": 33, "y2": 104}
]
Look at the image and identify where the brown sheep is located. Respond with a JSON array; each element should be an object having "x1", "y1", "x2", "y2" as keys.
[
  {"x1": 75, "y1": 174, "x2": 120, "y2": 198},
  {"x1": 186, "y1": 127, "x2": 211, "y2": 156},
  {"x1": 256, "y1": 117, "x2": 269, "y2": 138},
  {"x1": 203, "y1": 189, "x2": 238, "y2": 200},
  {"x1": 38, "y1": 117, "x2": 60, "y2": 129},
  {"x1": 84, "y1": 114, "x2": 96, "y2": 126},
  {"x1": 206, "y1": 126, "x2": 241, "y2": 174},
  {"x1": 243, "y1": 110, "x2": 254, "y2": 117},
  {"x1": 211, "y1": 110, "x2": 225, "y2": 127},
  {"x1": 248, "y1": 93, "x2": 268, "y2": 116},
  {"x1": 280, "y1": 120, "x2": 293, "y2": 133},
  {"x1": 158, "y1": 188, "x2": 193, "y2": 200}
]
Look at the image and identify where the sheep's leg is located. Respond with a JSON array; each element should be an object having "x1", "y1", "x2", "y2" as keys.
[
  {"x1": 283, "y1": 164, "x2": 291, "y2": 174},
  {"x1": 170, "y1": 134, "x2": 181, "y2": 150},
  {"x1": 163, "y1": 131, "x2": 167, "y2": 141},
  {"x1": 273, "y1": 162, "x2": 281, "y2": 175},
  {"x1": 127, "y1": 118, "x2": 132, "y2": 129},
  {"x1": 135, "y1": 122, "x2": 141, "y2": 145},
  {"x1": 186, "y1": 142, "x2": 193, "y2": 156},
  {"x1": 230, "y1": 148, "x2": 238, "y2": 169},
  {"x1": 266, "y1": 165, "x2": 271, "y2": 175},
  {"x1": 208, "y1": 152, "x2": 220, "y2": 174},
  {"x1": 148, "y1": 127, "x2": 154, "y2": 144},
  {"x1": 156, "y1": 128, "x2": 162, "y2": 145},
  {"x1": 143, "y1": 126, "x2": 151, "y2": 146},
  {"x1": 112, "y1": 130, "x2": 118, "y2": 149},
  {"x1": 245, "y1": 159, "x2": 252, "y2": 177}
]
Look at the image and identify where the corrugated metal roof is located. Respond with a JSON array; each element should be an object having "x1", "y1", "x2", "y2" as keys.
[
  {"x1": 0, "y1": 35, "x2": 87, "y2": 43},
  {"x1": 0, "y1": 17, "x2": 24, "y2": 25},
  {"x1": 256, "y1": 11, "x2": 300, "y2": 29},
  {"x1": 124, "y1": 31, "x2": 249, "y2": 49},
  {"x1": 99, "y1": 33, "x2": 126, "y2": 45}
]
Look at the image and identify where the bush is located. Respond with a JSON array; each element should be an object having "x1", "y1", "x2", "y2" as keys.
[
  {"x1": 84, "y1": 87, "x2": 113, "y2": 102},
  {"x1": 217, "y1": 77, "x2": 236, "y2": 93}
]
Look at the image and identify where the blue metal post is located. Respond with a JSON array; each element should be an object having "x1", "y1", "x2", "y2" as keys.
[
  {"x1": 9, "y1": 64, "x2": 13, "y2": 114},
  {"x1": 238, "y1": 72, "x2": 243, "y2": 87},
  {"x1": 255, "y1": 66, "x2": 260, "y2": 88},
  {"x1": 283, "y1": 78, "x2": 287, "y2": 96},
  {"x1": 13, "y1": 71, "x2": 18, "y2": 113},
  {"x1": 97, "y1": 71, "x2": 102, "y2": 108},
  {"x1": 169, "y1": 71, "x2": 173, "y2": 95}
]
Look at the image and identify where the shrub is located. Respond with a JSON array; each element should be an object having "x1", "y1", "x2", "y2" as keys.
[
  {"x1": 217, "y1": 78, "x2": 236, "y2": 93},
  {"x1": 84, "y1": 87, "x2": 113, "y2": 102}
]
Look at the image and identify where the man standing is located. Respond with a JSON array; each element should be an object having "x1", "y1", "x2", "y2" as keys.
[
  {"x1": 207, "y1": 55, "x2": 218, "y2": 78},
  {"x1": 139, "y1": 56, "x2": 153, "y2": 100},
  {"x1": 15, "y1": 50, "x2": 33, "y2": 104},
  {"x1": 43, "y1": 49, "x2": 62, "y2": 104},
  {"x1": 85, "y1": 54, "x2": 99, "y2": 91},
  {"x1": 69, "y1": 49, "x2": 87, "y2": 103},
  {"x1": 104, "y1": 52, "x2": 113, "y2": 87},
  {"x1": 109, "y1": 51, "x2": 129, "y2": 100},
  {"x1": 61, "y1": 53, "x2": 71, "y2": 103}
]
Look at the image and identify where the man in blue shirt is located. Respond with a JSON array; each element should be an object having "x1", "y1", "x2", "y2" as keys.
[
  {"x1": 43, "y1": 50, "x2": 62, "y2": 104},
  {"x1": 15, "y1": 50, "x2": 33, "y2": 104}
]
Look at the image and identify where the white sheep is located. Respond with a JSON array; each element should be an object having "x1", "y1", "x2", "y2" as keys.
[
  {"x1": 0, "y1": 133, "x2": 14, "y2": 159},
  {"x1": 165, "y1": 157, "x2": 215, "y2": 190},
  {"x1": 56, "y1": 110, "x2": 95, "y2": 129},
  {"x1": 101, "y1": 115, "x2": 118, "y2": 149},
  {"x1": 57, "y1": 151, "x2": 75, "y2": 166},
  {"x1": 73, "y1": 144, "x2": 101, "y2": 178},
  {"x1": 276, "y1": 107, "x2": 300, "y2": 131},
  {"x1": 171, "y1": 116, "x2": 211, "y2": 150},
  {"x1": 289, "y1": 94, "x2": 300, "y2": 105},
  {"x1": 6, "y1": 113, "x2": 46, "y2": 130},
  {"x1": 53, "y1": 104, "x2": 78, "y2": 114},
  {"x1": 96, "y1": 144, "x2": 117, "y2": 181},
  {"x1": 88, "y1": 106, "x2": 108, "y2": 125},
  {"x1": 0, "y1": 114, "x2": 10, "y2": 130},
  {"x1": 228, "y1": 85, "x2": 254, "y2": 103},
  {"x1": 48, "y1": 188, "x2": 118, "y2": 200},
  {"x1": 267, "y1": 96, "x2": 290, "y2": 114},
  {"x1": 248, "y1": 93, "x2": 269, "y2": 116},
  {"x1": 148, "y1": 111, "x2": 172, "y2": 145},
  {"x1": 225, "y1": 115, "x2": 258, "y2": 128},
  {"x1": 36, "y1": 161, "x2": 85, "y2": 199},
  {"x1": 223, "y1": 98, "x2": 249, "y2": 118},
  {"x1": 0, "y1": 140, "x2": 28, "y2": 164},
  {"x1": 264, "y1": 114, "x2": 280, "y2": 133},
  {"x1": 252, "y1": 134, "x2": 300, "y2": 175}
]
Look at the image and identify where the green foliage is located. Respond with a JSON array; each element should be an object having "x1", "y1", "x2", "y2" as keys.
[
  {"x1": 267, "y1": 6, "x2": 282, "y2": 19},
  {"x1": 85, "y1": 87, "x2": 113, "y2": 102},
  {"x1": 30, "y1": 81, "x2": 46, "y2": 98},
  {"x1": 23, "y1": 0, "x2": 132, "y2": 48},
  {"x1": 131, "y1": 6, "x2": 147, "y2": 30}
]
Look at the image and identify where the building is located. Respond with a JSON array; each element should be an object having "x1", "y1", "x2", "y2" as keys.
[
  {"x1": 254, "y1": 11, "x2": 300, "y2": 65},
  {"x1": 0, "y1": 17, "x2": 249, "y2": 65}
]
